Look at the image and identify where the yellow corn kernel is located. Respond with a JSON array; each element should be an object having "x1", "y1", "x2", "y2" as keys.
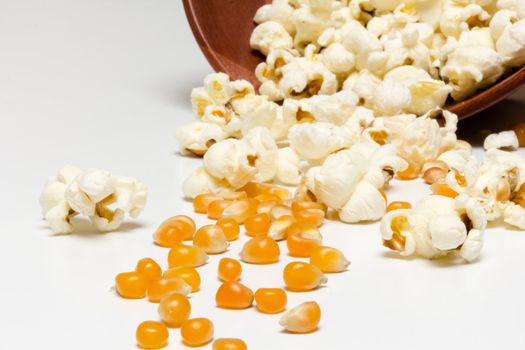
[
  {"x1": 181, "y1": 318, "x2": 214, "y2": 347},
  {"x1": 212, "y1": 338, "x2": 247, "y2": 350},
  {"x1": 292, "y1": 208, "x2": 325, "y2": 227},
  {"x1": 285, "y1": 223, "x2": 322, "y2": 258},
  {"x1": 168, "y1": 243, "x2": 209, "y2": 268},
  {"x1": 431, "y1": 181, "x2": 458, "y2": 198},
  {"x1": 216, "y1": 281, "x2": 254, "y2": 309},
  {"x1": 153, "y1": 215, "x2": 196, "y2": 247},
  {"x1": 135, "y1": 257, "x2": 162, "y2": 282},
  {"x1": 163, "y1": 267, "x2": 201, "y2": 292},
  {"x1": 207, "y1": 199, "x2": 232, "y2": 220},
  {"x1": 270, "y1": 204, "x2": 292, "y2": 220},
  {"x1": 309, "y1": 246, "x2": 350, "y2": 273},
  {"x1": 396, "y1": 158, "x2": 421, "y2": 180},
  {"x1": 147, "y1": 277, "x2": 191, "y2": 303},
  {"x1": 194, "y1": 193, "x2": 222, "y2": 214},
  {"x1": 216, "y1": 217, "x2": 240, "y2": 241},
  {"x1": 221, "y1": 198, "x2": 259, "y2": 223},
  {"x1": 268, "y1": 215, "x2": 296, "y2": 241},
  {"x1": 245, "y1": 213, "x2": 271, "y2": 237},
  {"x1": 254, "y1": 288, "x2": 287, "y2": 314},
  {"x1": 220, "y1": 191, "x2": 248, "y2": 200},
  {"x1": 193, "y1": 225, "x2": 229, "y2": 254},
  {"x1": 158, "y1": 292, "x2": 191, "y2": 327},
  {"x1": 256, "y1": 197, "x2": 280, "y2": 214},
  {"x1": 239, "y1": 236, "x2": 280, "y2": 264},
  {"x1": 283, "y1": 262, "x2": 327, "y2": 291},
  {"x1": 423, "y1": 167, "x2": 446, "y2": 185},
  {"x1": 279, "y1": 301, "x2": 321, "y2": 333},
  {"x1": 386, "y1": 201, "x2": 412, "y2": 212},
  {"x1": 136, "y1": 321, "x2": 169, "y2": 349},
  {"x1": 218, "y1": 257, "x2": 242, "y2": 282}
]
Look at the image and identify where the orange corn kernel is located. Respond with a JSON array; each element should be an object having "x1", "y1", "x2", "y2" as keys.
[
  {"x1": 168, "y1": 243, "x2": 209, "y2": 268},
  {"x1": 221, "y1": 191, "x2": 248, "y2": 200},
  {"x1": 218, "y1": 257, "x2": 242, "y2": 282},
  {"x1": 216, "y1": 218, "x2": 240, "y2": 241},
  {"x1": 267, "y1": 186, "x2": 292, "y2": 201},
  {"x1": 256, "y1": 199, "x2": 280, "y2": 214},
  {"x1": 163, "y1": 267, "x2": 201, "y2": 292},
  {"x1": 245, "y1": 213, "x2": 271, "y2": 237},
  {"x1": 254, "y1": 193, "x2": 282, "y2": 203},
  {"x1": 239, "y1": 236, "x2": 280, "y2": 264},
  {"x1": 268, "y1": 215, "x2": 296, "y2": 241},
  {"x1": 212, "y1": 338, "x2": 247, "y2": 350},
  {"x1": 279, "y1": 301, "x2": 321, "y2": 333},
  {"x1": 216, "y1": 281, "x2": 254, "y2": 309},
  {"x1": 194, "y1": 193, "x2": 222, "y2": 214},
  {"x1": 291, "y1": 201, "x2": 326, "y2": 214},
  {"x1": 309, "y1": 246, "x2": 350, "y2": 273},
  {"x1": 292, "y1": 208, "x2": 325, "y2": 227},
  {"x1": 147, "y1": 277, "x2": 191, "y2": 303},
  {"x1": 221, "y1": 198, "x2": 259, "y2": 223},
  {"x1": 254, "y1": 288, "x2": 287, "y2": 314},
  {"x1": 136, "y1": 321, "x2": 169, "y2": 349},
  {"x1": 158, "y1": 292, "x2": 191, "y2": 327},
  {"x1": 396, "y1": 158, "x2": 421, "y2": 180},
  {"x1": 153, "y1": 215, "x2": 196, "y2": 247},
  {"x1": 386, "y1": 201, "x2": 412, "y2": 212},
  {"x1": 207, "y1": 199, "x2": 232, "y2": 220},
  {"x1": 286, "y1": 224, "x2": 322, "y2": 258},
  {"x1": 135, "y1": 258, "x2": 162, "y2": 282},
  {"x1": 283, "y1": 262, "x2": 327, "y2": 292},
  {"x1": 115, "y1": 272, "x2": 148, "y2": 299},
  {"x1": 512, "y1": 122, "x2": 525, "y2": 147},
  {"x1": 181, "y1": 318, "x2": 214, "y2": 347},
  {"x1": 270, "y1": 204, "x2": 292, "y2": 220},
  {"x1": 431, "y1": 182, "x2": 458, "y2": 198},
  {"x1": 193, "y1": 225, "x2": 229, "y2": 254},
  {"x1": 239, "y1": 182, "x2": 271, "y2": 197}
]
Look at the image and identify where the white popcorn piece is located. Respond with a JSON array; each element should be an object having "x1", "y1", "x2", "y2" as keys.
[
  {"x1": 229, "y1": 94, "x2": 281, "y2": 136},
  {"x1": 342, "y1": 70, "x2": 382, "y2": 107},
  {"x1": 279, "y1": 57, "x2": 338, "y2": 99},
  {"x1": 292, "y1": 90, "x2": 359, "y2": 125},
  {"x1": 496, "y1": 19, "x2": 525, "y2": 67},
  {"x1": 243, "y1": 127, "x2": 279, "y2": 183},
  {"x1": 320, "y1": 43, "x2": 356, "y2": 73},
  {"x1": 276, "y1": 147, "x2": 302, "y2": 185},
  {"x1": 175, "y1": 122, "x2": 226, "y2": 156},
  {"x1": 483, "y1": 130, "x2": 519, "y2": 150},
  {"x1": 40, "y1": 166, "x2": 147, "y2": 234},
  {"x1": 182, "y1": 167, "x2": 231, "y2": 199},
  {"x1": 288, "y1": 122, "x2": 353, "y2": 161},
  {"x1": 254, "y1": 0, "x2": 296, "y2": 34},
  {"x1": 250, "y1": 21, "x2": 294, "y2": 56},
  {"x1": 381, "y1": 195, "x2": 487, "y2": 261}
]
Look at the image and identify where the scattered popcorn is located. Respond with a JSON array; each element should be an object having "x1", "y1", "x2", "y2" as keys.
[
  {"x1": 483, "y1": 130, "x2": 519, "y2": 150},
  {"x1": 40, "y1": 166, "x2": 147, "y2": 234}
]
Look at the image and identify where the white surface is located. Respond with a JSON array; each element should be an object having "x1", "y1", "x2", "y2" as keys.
[{"x1": 1, "y1": 1, "x2": 525, "y2": 349}]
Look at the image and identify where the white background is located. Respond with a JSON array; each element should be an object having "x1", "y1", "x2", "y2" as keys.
[{"x1": 1, "y1": 1, "x2": 525, "y2": 349}]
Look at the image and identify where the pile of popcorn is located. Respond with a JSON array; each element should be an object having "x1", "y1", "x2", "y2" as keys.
[
  {"x1": 175, "y1": 0, "x2": 525, "y2": 263},
  {"x1": 39, "y1": 166, "x2": 147, "y2": 234}
]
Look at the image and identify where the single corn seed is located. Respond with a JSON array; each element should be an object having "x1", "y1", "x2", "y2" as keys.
[
  {"x1": 254, "y1": 288, "x2": 287, "y2": 314},
  {"x1": 115, "y1": 271, "x2": 148, "y2": 299},
  {"x1": 310, "y1": 246, "x2": 350, "y2": 273},
  {"x1": 220, "y1": 191, "x2": 248, "y2": 200},
  {"x1": 256, "y1": 197, "x2": 280, "y2": 214},
  {"x1": 158, "y1": 292, "x2": 191, "y2": 327},
  {"x1": 239, "y1": 182, "x2": 267, "y2": 197},
  {"x1": 245, "y1": 213, "x2": 271, "y2": 237},
  {"x1": 216, "y1": 218, "x2": 240, "y2": 241},
  {"x1": 268, "y1": 215, "x2": 296, "y2": 241},
  {"x1": 181, "y1": 318, "x2": 214, "y2": 347},
  {"x1": 431, "y1": 181, "x2": 458, "y2": 198},
  {"x1": 194, "y1": 193, "x2": 222, "y2": 214},
  {"x1": 267, "y1": 186, "x2": 292, "y2": 201},
  {"x1": 135, "y1": 258, "x2": 162, "y2": 282},
  {"x1": 216, "y1": 281, "x2": 254, "y2": 309},
  {"x1": 293, "y1": 208, "x2": 325, "y2": 227},
  {"x1": 286, "y1": 223, "x2": 322, "y2": 258},
  {"x1": 153, "y1": 215, "x2": 196, "y2": 247},
  {"x1": 136, "y1": 321, "x2": 169, "y2": 349},
  {"x1": 167, "y1": 243, "x2": 209, "y2": 268},
  {"x1": 193, "y1": 225, "x2": 229, "y2": 254},
  {"x1": 207, "y1": 199, "x2": 232, "y2": 220},
  {"x1": 291, "y1": 201, "x2": 327, "y2": 215},
  {"x1": 396, "y1": 158, "x2": 421, "y2": 180},
  {"x1": 239, "y1": 236, "x2": 280, "y2": 264},
  {"x1": 221, "y1": 198, "x2": 259, "y2": 223},
  {"x1": 512, "y1": 122, "x2": 525, "y2": 147},
  {"x1": 218, "y1": 257, "x2": 242, "y2": 282},
  {"x1": 270, "y1": 204, "x2": 292, "y2": 220},
  {"x1": 386, "y1": 201, "x2": 412, "y2": 212},
  {"x1": 279, "y1": 301, "x2": 321, "y2": 333},
  {"x1": 147, "y1": 277, "x2": 191, "y2": 303},
  {"x1": 423, "y1": 167, "x2": 446, "y2": 185},
  {"x1": 254, "y1": 193, "x2": 281, "y2": 203},
  {"x1": 283, "y1": 262, "x2": 327, "y2": 292},
  {"x1": 163, "y1": 267, "x2": 201, "y2": 292},
  {"x1": 212, "y1": 338, "x2": 247, "y2": 350}
]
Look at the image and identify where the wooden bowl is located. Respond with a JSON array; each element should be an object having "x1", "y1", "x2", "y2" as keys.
[{"x1": 183, "y1": 0, "x2": 525, "y2": 119}]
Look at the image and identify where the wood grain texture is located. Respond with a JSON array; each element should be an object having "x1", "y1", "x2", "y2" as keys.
[{"x1": 183, "y1": 0, "x2": 525, "y2": 119}]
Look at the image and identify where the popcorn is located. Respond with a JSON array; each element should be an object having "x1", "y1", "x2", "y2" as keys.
[
  {"x1": 483, "y1": 130, "x2": 519, "y2": 150},
  {"x1": 305, "y1": 142, "x2": 407, "y2": 223},
  {"x1": 288, "y1": 122, "x2": 353, "y2": 161},
  {"x1": 496, "y1": 19, "x2": 525, "y2": 67},
  {"x1": 276, "y1": 147, "x2": 302, "y2": 185},
  {"x1": 250, "y1": 21, "x2": 294, "y2": 56},
  {"x1": 381, "y1": 194, "x2": 487, "y2": 262},
  {"x1": 182, "y1": 167, "x2": 232, "y2": 199},
  {"x1": 175, "y1": 122, "x2": 226, "y2": 156},
  {"x1": 39, "y1": 166, "x2": 147, "y2": 234}
]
